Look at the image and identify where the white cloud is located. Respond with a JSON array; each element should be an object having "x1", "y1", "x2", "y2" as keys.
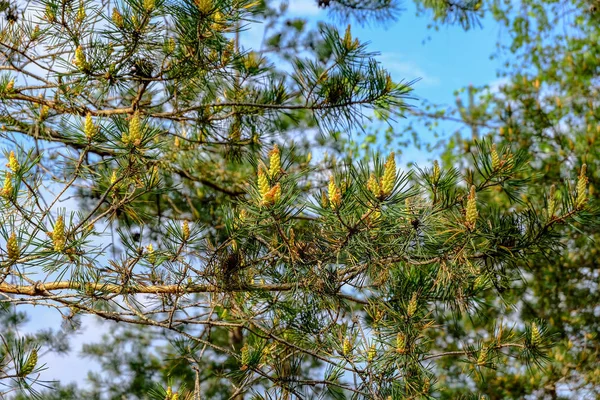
[{"x1": 378, "y1": 53, "x2": 440, "y2": 87}]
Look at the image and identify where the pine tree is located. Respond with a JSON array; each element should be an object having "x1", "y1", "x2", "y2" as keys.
[
  {"x1": 410, "y1": 0, "x2": 600, "y2": 397},
  {"x1": 0, "y1": 0, "x2": 593, "y2": 398}
]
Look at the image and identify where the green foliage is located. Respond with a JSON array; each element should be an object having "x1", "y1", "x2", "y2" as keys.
[
  {"x1": 0, "y1": 0, "x2": 594, "y2": 399},
  {"x1": 410, "y1": 0, "x2": 600, "y2": 397}
]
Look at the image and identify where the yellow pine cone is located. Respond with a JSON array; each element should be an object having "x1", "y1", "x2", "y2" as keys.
[
  {"x1": 320, "y1": 191, "x2": 329, "y2": 208},
  {"x1": 7, "y1": 232, "x2": 19, "y2": 260},
  {"x1": 367, "y1": 173, "x2": 380, "y2": 197},
  {"x1": 84, "y1": 113, "x2": 96, "y2": 140},
  {"x1": 110, "y1": 170, "x2": 118, "y2": 186},
  {"x1": 576, "y1": 164, "x2": 588, "y2": 209},
  {"x1": 7, "y1": 151, "x2": 19, "y2": 172},
  {"x1": 371, "y1": 210, "x2": 381, "y2": 224},
  {"x1": 45, "y1": 3, "x2": 56, "y2": 22},
  {"x1": 146, "y1": 244, "x2": 156, "y2": 263},
  {"x1": 477, "y1": 346, "x2": 488, "y2": 366},
  {"x1": 432, "y1": 160, "x2": 440, "y2": 183},
  {"x1": 262, "y1": 183, "x2": 281, "y2": 206},
  {"x1": 76, "y1": 3, "x2": 86, "y2": 22},
  {"x1": 73, "y1": 46, "x2": 86, "y2": 68},
  {"x1": 385, "y1": 74, "x2": 394, "y2": 93},
  {"x1": 163, "y1": 38, "x2": 175, "y2": 54},
  {"x1": 465, "y1": 185, "x2": 478, "y2": 230},
  {"x1": 40, "y1": 105, "x2": 49, "y2": 120},
  {"x1": 5, "y1": 80, "x2": 14, "y2": 92},
  {"x1": 367, "y1": 344, "x2": 377, "y2": 362},
  {"x1": 2, "y1": 172, "x2": 13, "y2": 197},
  {"x1": 195, "y1": 0, "x2": 213, "y2": 15},
  {"x1": 342, "y1": 338, "x2": 352, "y2": 356},
  {"x1": 241, "y1": 343, "x2": 250, "y2": 369},
  {"x1": 342, "y1": 24, "x2": 358, "y2": 50},
  {"x1": 328, "y1": 176, "x2": 342, "y2": 210},
  {"x1": 547, "y1": 184, "x2": 556, "y2": 219},
  {"x1": 182, "y1": 220, "x2": 190, "y2": 240},
  {"x1": 244, "y1": 52, "x2": 261, "y2": 70},
  {"x1": 396, "y1": 332, "x2": 407, "y2": 354},
  {"x1": 112, "y1": 8, "x2": 124, "y2": 27},
  {"x1": 531, "y1": 322, "x2": 541, "y2": 346},
  {"x1": 272, "y1": 183, "x2": 282, "y2": 204},
  {"x1": 268, "y1": 144, "x2": 280, "y2": 179},
  {"x1": 20, "y1": 348, "x2": 38, "y2": 376},
  {"x1": 423, "y1": 378, "x2": 430, "y2": 393},
  {"x1": 491, "y1": 144, "x2": 500, "y2": 170},
  {"x1": 343, "y1": 25, "x2": 352, "y2": 49},
  {"x1": 381, "y1": 153, "x2": 396, "y2": 196},
  {"x1": 407, "y1": 292, "x2": 418, "y2": 317},
  {"x1": 405, "y1": 197, "x2": 412, "y2": 214},
  {"x1": 171, "y1": 393, "x2": 179, "y2": 400},
  {"x1": 257, "y1": 166, "x2": 270, "y2": 201},
  {"x1": 127, "y1": 111, "x2": 142, "y2": 146},
  {"x1": 238, "y1": 209, "x2": 247, "y2": 223},
  {"x1": 144, "y1": 0, "x2": 155, "y2": 12},
  {"x1": 53, "y1": 216, "x2": 66, "y2": 252},
  {"x1": 374, "y1": 309, "x2": 385, "y2": 324}
]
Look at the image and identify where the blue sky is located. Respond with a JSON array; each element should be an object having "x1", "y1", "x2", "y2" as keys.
[
  {"x1": 279, "y1": 1, "x2": 505, "y2": 165},
  {"x1": 17, "y1": 0, "x2": 509, "y2": 390}
]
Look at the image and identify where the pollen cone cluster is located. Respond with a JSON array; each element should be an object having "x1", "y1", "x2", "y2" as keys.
[
  {"x1": 268, "y1": 144, "x2": 280, "y2": 179},
  {"x1": 2, "y1": 172, "x2": 13, "y2": 197},
  {"x1": 53, "y1": 216, "x2": 66, "y2": 252},
  {"x1": 465, "y1": 185, "x2": 478, "y2": 230},
  {"x1": 328, "y1": 176, "x2": 342, "y2": 209},
  {"x1": 381, "y1": 153, "x2": 396, "y2": 195},
  {"x1": 367, "y1": 153, "x2": 396, "y2": 199},
  {"x1": 123, "y1": 111, "x2": 143, "y2": 147},
  {"x1": 258, "y1": 146, "x2": 284, "y2": 207},
  {"x1": 491, "y1": 144, "x2": 501, "y2": 170},
  {"x1": 73, "y1": 46, "x2": 86, "y2": 68},
  {"x1": 576, "y1": 164, "x2": 588, "y2": 209},
  {"x1": 19, "y1": 349, "x2": 38, "y2": 376},
  {"x1": 7, "y1": 232, "x2": 19, "y2": 260},
  {"x1": 84, "y1": 113, "x2": 96, "y2": 140}
]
